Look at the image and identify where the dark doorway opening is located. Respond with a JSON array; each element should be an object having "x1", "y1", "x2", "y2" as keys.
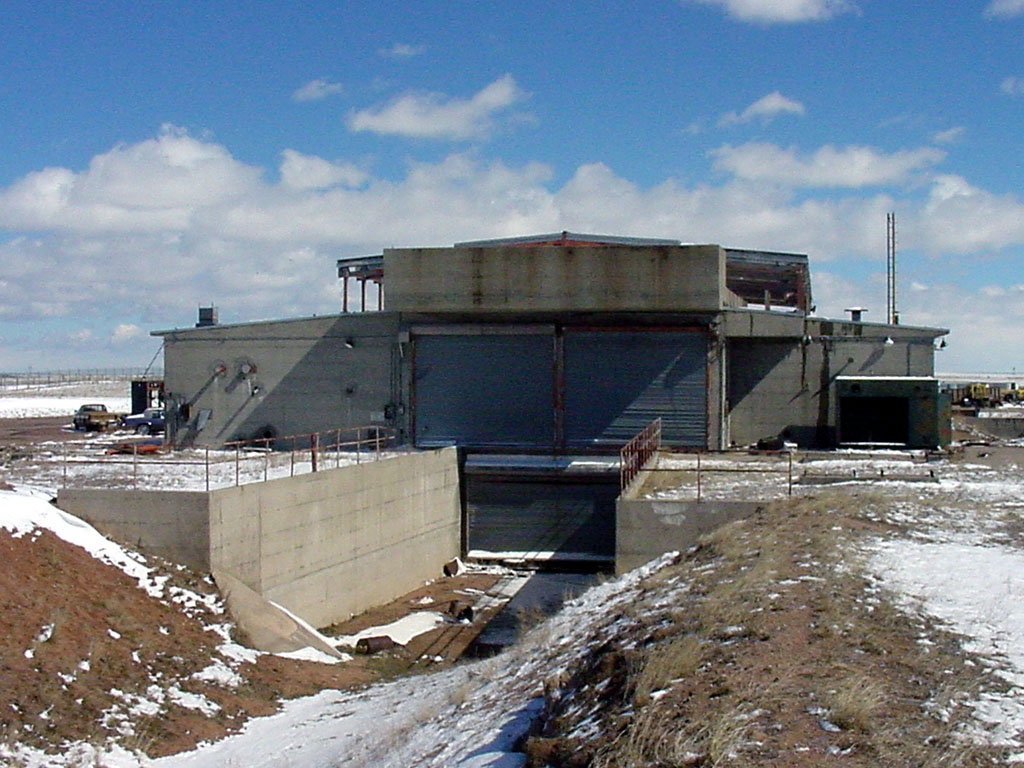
[{"x1": 839, "y1": 396, "x2": 909, "y2": 445}]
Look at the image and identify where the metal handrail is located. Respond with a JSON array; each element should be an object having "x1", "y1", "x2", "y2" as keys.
[
  {"x1": 59, "y1": 424, "x2": 403, "y2": 491},
  {"x1": 619, "y1": 418, "x2": 662, "y2": 491}
]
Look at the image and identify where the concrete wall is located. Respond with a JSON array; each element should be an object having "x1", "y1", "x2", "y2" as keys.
[
  {"x1": 616, "y1": 495, "x2": 760, "y2": 574},
  {"x1": 57, "y1": 448, "x2": 461, "y2": 631},
  {"x1": 725, "y1": 312, "x2": 944, "y2": 448},
  {"x1": 385, "y1": 244, "x2": 727, "y2": 313},
  {"x1": 209, "y1": 447, "x2": 460, "y2": 627},
  {"x1": 158, "y1": 313, "x2": 402, "y2": 446},
  {"x1": 56, "y1": 489, "x2": 210, "y2": 571}
]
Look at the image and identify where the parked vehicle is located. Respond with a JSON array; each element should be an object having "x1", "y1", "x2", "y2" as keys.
[
  {"x1": 73, "y1": 403, "x2": 127, "y2": 431},
  {"x1": 121, "y1": 407, "x2": 165, "y2": 435}
]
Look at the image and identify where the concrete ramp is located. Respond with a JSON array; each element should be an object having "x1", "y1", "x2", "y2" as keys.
[{"x1": 213, "y1": 570, "x2": 345, "y2": 659}]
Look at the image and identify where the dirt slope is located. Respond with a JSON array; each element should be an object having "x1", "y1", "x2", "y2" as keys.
[{"x1": 522, "y1": 494, "x2": 1008, "y2": 767}]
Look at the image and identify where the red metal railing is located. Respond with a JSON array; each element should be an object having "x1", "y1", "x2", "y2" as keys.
[
  {"x1": 60, "y1": 425, "x2": 402, "y2": 492},
  {"x1": 619, "y1": 418, "x2": 662, "y2": 491}
]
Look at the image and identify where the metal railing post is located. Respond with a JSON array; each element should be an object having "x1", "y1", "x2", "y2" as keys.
[
  {"x1": 235, "y1": 444, "x2": 240, "y2": 486},
  {"x1": 788, "y1": 451, "x2": 793, "y2": 496},
  {"x1": 697, "y1": 452, "x2": 702, "y2": 502},
  {"x1": 133, "y1": 444, "x2": 138, "y2": 489},
  {"x1": 205, "y1": 446, "x2": 210, "y2": 492},
  {"x1": 356, "y1": 428, "x2": 361, "y2": 464},
  {"x1": 311, "y1": 433, "x2": 318, "y2": 472}
]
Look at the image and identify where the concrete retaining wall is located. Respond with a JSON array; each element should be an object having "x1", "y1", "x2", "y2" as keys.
[
  {"x1": 616, "y1": 495, "x2": 760, "y2": 574},
  {"x1": 55, "y1": 489, "x2": 210, "y2": 571},
  {"x1": 210, "y1": 447, "x2": 460, "y2": 627},
  {"x1": 964, "y1": 416, "x2": 1024, "y2": 439},
  {"x1": 57, "y1": 448, "x2": 461, "y2": 630}
]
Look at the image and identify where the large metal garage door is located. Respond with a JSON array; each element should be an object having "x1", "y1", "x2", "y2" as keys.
[
  {"x1": 414, "y1": 332, "x2": 554, "y2": 449},
  {"x1": 564, "y1": 330, "x2": 707, "y2": 448}
]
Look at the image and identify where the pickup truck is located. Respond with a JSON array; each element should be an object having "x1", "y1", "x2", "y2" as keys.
[
  {"x1": 121, "y1": 407, "x2": 165, "y2": 435},
  {"x1": 73, "y1": 403, "x2": 126, "y2": 431}
]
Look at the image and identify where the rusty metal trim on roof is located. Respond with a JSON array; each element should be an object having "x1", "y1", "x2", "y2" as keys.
[{"x1": 454, "y1": 231, "x2": 682, "y2": 248}]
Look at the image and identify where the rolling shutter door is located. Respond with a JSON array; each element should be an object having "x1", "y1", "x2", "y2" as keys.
[
  {"x1": 414, "y1": 333, "x2": 553, "y2": 449},
  {"x1": 564, "y1": 330, "x2": 707, "y2": 448}
]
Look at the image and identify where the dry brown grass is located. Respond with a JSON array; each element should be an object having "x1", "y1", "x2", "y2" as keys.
[
  {"x1": 524, "y1": 493, "x2": 1010, "y2": 768},
  {"x1": 632, "y1": 634, "x2": 703, "y2": 707}
]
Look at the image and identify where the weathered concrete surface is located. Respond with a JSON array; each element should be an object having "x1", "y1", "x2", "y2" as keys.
[
  {"x1": 385, "y1": 244, "x2": 728, "y2": 313},
  {"x1": 55, "y1": 488, "x2": 210, "y2": 570},
  {"x1": 963, "y1": 415, "x2": 1024, "y2": 439},
  {"x1": 213, "y1": 569, "x2": 346, "y2": 658},
  {"x1": 209, "y1": 447, "x2": 461, "y2": 628},
  {"x1": 726, "y1": 312, "x2": 945, "y2": 448},
  {"x1": 58, "y1": 448, "x2": 461, "y2": 632},
  {"x1": 156, "y1": 313, "x2": 401, "y2": 446},
  {"x1": 616, "y1": 496, "x2": 760, "y2": 574}
]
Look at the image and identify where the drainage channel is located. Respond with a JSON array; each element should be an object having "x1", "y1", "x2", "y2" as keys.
[{"x1": 464, "y1": 566, "x2": 606, "y2": 657}]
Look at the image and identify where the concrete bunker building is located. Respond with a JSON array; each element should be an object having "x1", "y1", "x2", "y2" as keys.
[{"x1": 156, "y1": 232, "x2": 949, "y2": 454}]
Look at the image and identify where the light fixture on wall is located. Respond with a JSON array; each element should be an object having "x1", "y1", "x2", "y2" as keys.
[
  {"x1": 884, "y1": 337, "x2": 894, "y2": 346},
  {"x1": 345, "y1": 338, "x2": 355, "y2": 349}
]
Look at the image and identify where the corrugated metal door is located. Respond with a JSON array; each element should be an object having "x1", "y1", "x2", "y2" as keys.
[
  {"x1": 564, "y1": 330, "x2": 707, "y2": 448},
  {"x1": 414, "y1": 333, "x2": 553, "y2": 448}
]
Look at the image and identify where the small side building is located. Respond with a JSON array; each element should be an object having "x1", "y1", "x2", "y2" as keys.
[{"x1": 155, "y1": 233, "x2": 949, "y2": 451}]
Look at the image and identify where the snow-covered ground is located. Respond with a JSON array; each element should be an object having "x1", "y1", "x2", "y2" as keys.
[
  {"x1": 0, "y1": 393, "x2": 402, "y2": 493},
  {"x1": 0, "y1": 395, "x2": 131, "y2": 419},
  {"x1": 5, "y1": 395, "x2": 1024, "y2": 764}
]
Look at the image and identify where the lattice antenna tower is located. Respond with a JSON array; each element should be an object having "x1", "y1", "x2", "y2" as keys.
[{"x1": 886, "y1": 212, "x2": 899, "y2": 325}]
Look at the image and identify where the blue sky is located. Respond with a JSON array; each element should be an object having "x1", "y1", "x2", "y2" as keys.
[{"x1": 2, "y1": 0, "x2": 1024, "y2": 373}]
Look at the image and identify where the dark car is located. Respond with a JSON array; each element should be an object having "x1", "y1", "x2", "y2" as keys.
[{"x1": 121, "y1": 408, "x2": 165, "y2": 435}]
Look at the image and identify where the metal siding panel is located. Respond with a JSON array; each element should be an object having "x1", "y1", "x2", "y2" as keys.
[
  {"x1": 414, "y1": 334, "x2": 553, "y2": 448},
  {"x1": 564, "y1": 331, "x2": 708, "y2": 447}
]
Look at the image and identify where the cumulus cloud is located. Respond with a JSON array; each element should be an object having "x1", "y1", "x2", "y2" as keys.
[
  {"x1": 110, "y1": 324, "x2": 144, "y2": 344},
  {"x1": 719, "y1": 91, "x2": 806, "y2": 125},
  {"x1": 346, "y1": 74, "x2": 529, "y2": 140},
  {"x1": 279, "y1": 149, "x2": 368, "y2": 190},
  {"x1": 0, "y1": 125, "x2": 261, "y2": 233},
  {"x1": 379, "y1": 42, "x2": 425, "y2": 58},
  {"x1": 6, "y1": 127, "x2": 1024, "y2": 368},
  {"x1": 292, "y1": 78, "x2": 343, "y2": 102},
  {"x1": 709, "y1": 142, "x2": 945, "y2": 187},
  {"x1": 683, "y1": 0, "x2": 856, "y2": 23},
  {"x1": 1001, "y1": 76, "x2": 1024, "y2": 96},
  {"x1": 985, "y1": 0, "x2": 1024, "y2": 18}
]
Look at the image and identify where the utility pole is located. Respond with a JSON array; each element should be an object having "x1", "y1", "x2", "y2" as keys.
[{"x1": 886, "y1": 212, "x2": 899, "y2": 325}]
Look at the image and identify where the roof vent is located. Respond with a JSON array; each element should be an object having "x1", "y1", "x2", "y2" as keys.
[
  {"x1": 196, "y1": 305, "x2": 218, "y2": 328},
  {"x1": 844, "y1": 307, "x2": 866, "y2": 322}
]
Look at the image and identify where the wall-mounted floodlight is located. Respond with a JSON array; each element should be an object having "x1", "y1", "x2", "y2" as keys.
[
  {"x1": 345, "y1": 338, "x2": 355, "y2": 349},
  {"x1": 884, "y1": 337, "x2": 894, "y2": 346}
]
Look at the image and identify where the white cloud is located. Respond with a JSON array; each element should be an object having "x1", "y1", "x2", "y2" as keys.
[
  {"x1": 279, "y1": 150, "x2": 368, "y2": 190},
  {"x1": 709, "y1": 142, "x2": 945, "y2": 187},
  {"x1": 292, "y1": 78, "x2": 343, "y2": 102},
  {"x1": 719, "y1": 91, "x2": 806, "y2": 125},
  {"x1": 985, "y1": 0, "x2": 1024, "y2": 18},
  {"x1": 346, "y1": 74, "x2": 529, "y2": 140},
  {"x1": 931, "y1": 126, "x2": 964, "y2": 144},
  {"x1": 110, "y1": 324, "x2": 143, "y2": 344},
  {"x1": 6, "y1": 128, "x2": 1024, "y2": 368},
  {"x1": 379, "y1": 43, "x2": 425, "y2": 58},
  {"x1": 1001, "y1": 76, "x2": 1024, "y2": 96},
  {"x1": 68, "y1": 329, "x2": 93, "y2": 343},
  {"x1": 684, "y1": 0, "x2": 856, "y2": 23},
  {"x1": 0, "y1": 125, "x2": 261, "y2": 233}
]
